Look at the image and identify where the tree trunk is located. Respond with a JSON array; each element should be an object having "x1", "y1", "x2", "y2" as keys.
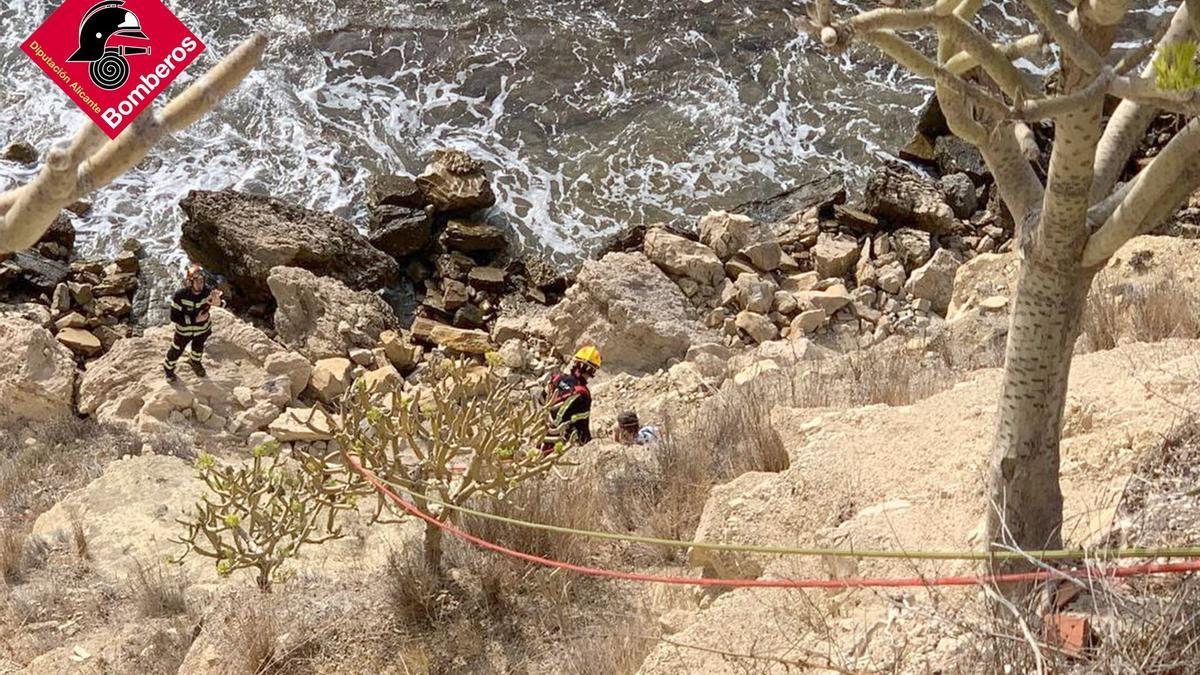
[
  {"x1": 985, "y1": 256, "x2": 1095, "y2": 569},
  {"x1": 423, "y1": 519, "x2": 444, "y2": 571}
]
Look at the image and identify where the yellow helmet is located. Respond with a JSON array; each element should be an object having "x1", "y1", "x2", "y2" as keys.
[{"x1": 573, "y1": 345, "x2": 602, "y2": 370}]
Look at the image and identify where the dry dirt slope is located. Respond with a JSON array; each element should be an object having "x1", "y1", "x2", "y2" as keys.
[{"x1": 640, "y1": 338, "x2": 1200, "y2": 674}]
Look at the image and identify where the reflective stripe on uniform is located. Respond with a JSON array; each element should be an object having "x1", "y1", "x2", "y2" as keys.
[
  {"x1": 552, "y1": 394, "x2": 581, "y2": 425},
  {"x1": 172, "y1": 319, "x2": 210, "y2": 331}
]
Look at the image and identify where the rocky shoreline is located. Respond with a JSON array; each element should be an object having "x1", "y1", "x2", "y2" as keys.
[{"x1": 0, "y1": 94, "x2": 1187, "y2": 438}]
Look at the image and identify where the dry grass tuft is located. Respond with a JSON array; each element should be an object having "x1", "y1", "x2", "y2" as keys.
[
  {"x1": 1083, "y1": 274, "x2": 1200, "y2": 351},
  {"x1": 229, "y1": 602, "x2": 282, "y2": 674},
  {"x1": 557, "y1": 614, "x2": 659, "y2": 675},
  {"x1": 131, "y1": 559, "x2": 188, "y2": 618},
  {"x1": 386, "y1": 543, "x2": 446, "y2": 629},
  {"x1": 781, "y1": 345, "x2": 963, "y2": 409},
  {"x1": 0, "y1": 528, "x2": 26, "y2": 584},
  {"x1": 0, "y1": 416, "x2": 136, "y2": 525}
]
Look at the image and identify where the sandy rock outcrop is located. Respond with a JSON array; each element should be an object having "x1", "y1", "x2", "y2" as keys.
[
  {"x1": 78, "y1": 309, "x2": 311, "y2": 438},
  {"x1": 268, "y1": 266, "x2": 398, "y2": 361},
  {"x1": 641, "y1": 339, "x2": 1200, "y2": 674},
  {"x1": 179, "y1": 189, "x2": 399, "y2": 304},
  {"x1": 22, "y1": 618, "x2": 192, "y2": 675},
  {"x1": 29, "y1": 452, "x2": 414, "y2": 591},
  {"x1": 0, "y1": 317, "x2": 76, "y2": 422},
  {"x1": 31, "y1": 454, "x2": 208, "y2": 583},
  {"x1": 942, "y1": 235, "x2": 1200, "y2": 363},
  {"x1": 546, "y1": 252, "x2": 716, "y2": 374}
]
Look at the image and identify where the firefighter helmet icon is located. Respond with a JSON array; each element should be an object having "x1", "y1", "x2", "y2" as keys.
[{"x1": 67, "y1": 0, "x2": 151, "y2": 91}]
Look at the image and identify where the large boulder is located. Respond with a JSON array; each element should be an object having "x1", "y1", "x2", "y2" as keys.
[
  {"x1": 411, "y1": 317, "x2": 493, "y2": 355},
  {"x1": 78, "y1": 309, "x2": 312, "y2": 438},
  {"x1": 0, "y1": 317, "x2": 76, "y2": 422},
  {"x1": 441, "y1": 219, "x2": 507, "y2": 252},
  {"x1": 367, "y1": 206, "x2": 431, "y2": 258},
  {"x1": 864, "y1": 164, "x2": 959, "y2": 235},
  {"x1": 309, "y1": 357, "x2": 353, "y2": 403},
  {"x1": 9, "y1": 251, "x2": 70, "y2": 293},
  {"x1": 366, "y1": 173, "x2": 426, "y2": 210},
  {"x1": 415, "y1": 148, "x2": 496, "y2": 214},
  {"x1": 268, "y1": 266, "x2": 397, "y2": 361},
  {"x1": 906, "y1": 248, "x2": 963, "y2": 314},
  {"x1": 698, "y1": 210, "x2": 754, "y2": 261},
  {"x1": 733, "y1": 273, "x2": 777, "y2": 313},
  {"x1": 812, "y1": 233, "x2": 860, "y2": 279},
  {"x1": 269, "y1": 406, "x2": 336, "y2": 442},
  {"x1": 547, "y1": 252, "x2": 716, "y2": 374},
  {"x1": 179, "y1": 189, "x2": 400, "y2": 304},
  {"x1": 732, "y1": 172, "x2": 846, "y2": 224},
  {"x1": 643, "y1": 227, "x2": 725, "y2": 287}
]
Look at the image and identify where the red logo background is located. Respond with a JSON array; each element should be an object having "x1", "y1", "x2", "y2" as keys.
[{"x1": 21, "y1": 0, "x2": 206, "y2": 139}]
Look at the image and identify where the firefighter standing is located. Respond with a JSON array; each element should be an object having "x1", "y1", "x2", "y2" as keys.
[
  {"x1": 542, "y1": 346, "x2": 602, "y2": 454},
  {"x1": 164, "y1": 264, "x2": 222, "y2": 382}
]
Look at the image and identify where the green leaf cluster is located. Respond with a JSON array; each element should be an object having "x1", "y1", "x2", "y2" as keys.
[{"x1": 1154, "y1": 41, "x2": 1200, "y2": 92}]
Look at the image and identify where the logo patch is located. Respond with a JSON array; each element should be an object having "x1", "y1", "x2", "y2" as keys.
[{"x1": 22, "y1": 0, "x2": 206, "y2": 139}]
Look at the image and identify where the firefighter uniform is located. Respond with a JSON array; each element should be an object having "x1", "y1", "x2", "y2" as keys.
[{"x1": 164, "y1": 280, "x2": 218, "y2": 378}]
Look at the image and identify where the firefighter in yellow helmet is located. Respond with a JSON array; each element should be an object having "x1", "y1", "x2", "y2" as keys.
[{"x1": 542, "y1": 345, "x2": 602, "y2": 453}]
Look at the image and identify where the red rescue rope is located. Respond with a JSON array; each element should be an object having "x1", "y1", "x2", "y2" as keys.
[{"x1": 345, "y1": 454, "x2": 1200, "y2": 589}]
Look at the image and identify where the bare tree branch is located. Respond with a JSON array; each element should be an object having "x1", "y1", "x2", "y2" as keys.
[
  {"x1": 1108, "y1": 75, "x2": 1200, "y2": 115},
  {"x1": 0, "y1": 33, "x2": 267, "y2": 254},
  {"x1": 1092, "y1": 3, "x2": 1193, "y2": 202},
  {"x1": 934, "y1": 14, "x2": 1039, "y2": 96},
  {"x1": 981, "y1": 123, "x2": 1046, "y2": 224},
  {"x1": 944, "y1": 33, "x2": 1045, "y2": 76},
  {"x1": 1023, "y1": 0, "x2": 1106, "y2": 75},
  {"x1": 1083, "y1": 115, "x2": 1200, "y2": 266},
  {"x1": 1014, "y1": 67, "x2": 1114, "y2": 120},
  {"x1": 848, "y1": 7, "x2": 936, "y2": 34}
]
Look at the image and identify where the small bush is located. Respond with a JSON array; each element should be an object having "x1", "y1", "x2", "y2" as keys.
[
  {"x1": 783, "y1": 345, "x2": 962, "y2": 409},
  {"x1": 459, "y1": 478, "x2": 605, "y2": 566},
  {"x1": 0, "y1": 417, "x2": 130, "y2": 522},
  {"x1": 559, "y1": 615, "x2": 657, "y2": 675}
]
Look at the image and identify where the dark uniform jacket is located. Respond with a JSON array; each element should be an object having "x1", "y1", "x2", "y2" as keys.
[
  {"x1": 170, "y1": 285, "x2": 216, "y2": 336},
  {"x1": 547, "y1": 371, "x2": 592, "y2": 445}
]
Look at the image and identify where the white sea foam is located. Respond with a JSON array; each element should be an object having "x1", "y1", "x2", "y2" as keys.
[{"x1": 0, "y1": 0, "x2": 1172, "y2": 276}]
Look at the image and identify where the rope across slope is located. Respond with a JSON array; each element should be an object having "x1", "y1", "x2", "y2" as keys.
[{"x1": 344, "y1": 453, "x2": 1200, "y2": 589}]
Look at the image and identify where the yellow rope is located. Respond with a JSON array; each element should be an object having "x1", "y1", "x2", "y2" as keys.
[{"x1": 374, "y1": 474, "x2": 1200, "y2": 562}]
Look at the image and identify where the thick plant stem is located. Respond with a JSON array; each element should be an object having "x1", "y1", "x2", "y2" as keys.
[
  {"x1": 986, "y1": 260, "x2": 1094, "y2": 566},
  {"x1": 424, "y1": 520, "x2": 445, "y2": 571}
]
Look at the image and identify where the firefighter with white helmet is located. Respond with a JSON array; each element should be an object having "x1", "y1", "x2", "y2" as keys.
[{"x1": 164, "y1": 263, "x2": 222, "y2": 382}]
